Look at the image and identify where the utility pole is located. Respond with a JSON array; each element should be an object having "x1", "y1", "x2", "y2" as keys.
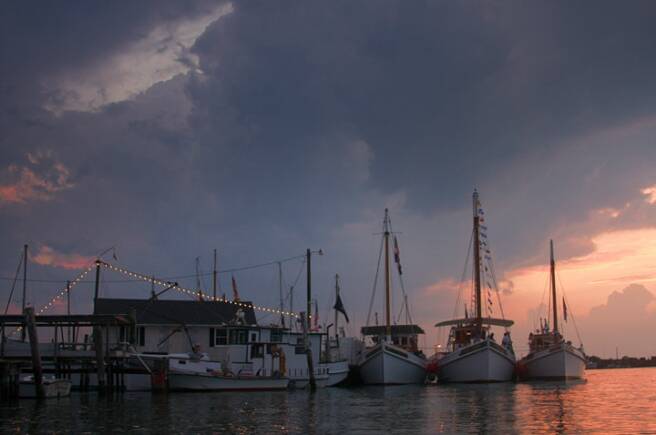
[
  {"x1": 195, "y1": 257, "x2": 203, "y2": 301},
  {"x1": 21, "y1": 244, "x2": 28, "y2": 341},
  {"x1": 278, "y1": 262, "x2": 284, "y2": 327},
  {"x1": 66, "y1": 280, "x2": 71, "y2": 344},
  {"x1": 305, "y1": 249, "x2": 315, "y2": 390},
  {"x1": 93, "y1": 260, "x2": 101, "y2": 303},
  {"x1": 304, "y1": 248, "x2": 322, "y2": 390}
]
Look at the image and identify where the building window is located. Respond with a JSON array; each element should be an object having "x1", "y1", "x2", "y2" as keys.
[
  {"x1": 215, "y1": 329, "x2": 227, "y2": 345},
  {"x1": 250, "y1": 332, "x2": 257, "y2": 343},
  {"x1": 271, "y1": 329, "x2": 282, "y2": 343},
  {"x1": 295, "y1": 337, "x2": 305, "y2": 354},
  {"x1": 137, "y1": 326, "x2": 146, "y2": 347},
  {"x1": 251, "y1": 344, "x2": 264, "y2": 358}
]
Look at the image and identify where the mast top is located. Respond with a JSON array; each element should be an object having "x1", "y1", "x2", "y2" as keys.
[
  {"x1": 472, "y1": 189, "x2": 480, "y2": 218},
  {"x1": 383, "y1": 208, "x2": 390, "y2": 234}
]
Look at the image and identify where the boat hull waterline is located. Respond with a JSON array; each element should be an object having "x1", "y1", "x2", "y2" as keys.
[
  {"x1": 168, "y1": 372, "x2": 289, "y2": 391},
  {"x1": 359, "y1": 342, "x2": 426, "y2": 385},
  {"x1": 437, "y1": 340, "x2": 515, "y2": 383},
  {"x1": 521, "y1": 343, "x2": 586, "y2": 380}
]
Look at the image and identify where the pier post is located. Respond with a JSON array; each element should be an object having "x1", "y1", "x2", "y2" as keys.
[
  {"x1": 93, "y1": 326, "x2": 106, "y2": 392},
  {"x1": 301, "y1": 312, "x2": 316, "y2": 391},
  {"x1": 24, "y1": 307, "x2": 44, "y2": 398}
]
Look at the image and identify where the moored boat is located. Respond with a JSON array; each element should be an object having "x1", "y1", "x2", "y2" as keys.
[
  {"x1": 359, "y1": 209, "x2": 427, "y2": 384},
  {"x1": 518, "y1": 240, "x2": 586, "y2": 381},
  {"x1": 433, "y1": 190, "x2": 516, "y2": 383},
  {"x1": 19, "y1": 375, "x2": 72, "y2": 398}
]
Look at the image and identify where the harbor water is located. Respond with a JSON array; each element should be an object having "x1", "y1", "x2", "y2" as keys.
[{"x1": 1, "y1": 368, "x2": 655, "y2": 433}]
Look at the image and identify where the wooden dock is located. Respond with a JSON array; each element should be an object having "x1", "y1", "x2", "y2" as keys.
[{"x1": 0, "y1": 310, "x2": 134, "y2": 398}]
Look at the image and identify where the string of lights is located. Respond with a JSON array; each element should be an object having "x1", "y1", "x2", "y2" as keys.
[
  {"x1": 99, "y1": 261, "x2": 299, "y2": 318},
  {"x1": 11, "y1": 264, "x2": 95, "y2": 335}
]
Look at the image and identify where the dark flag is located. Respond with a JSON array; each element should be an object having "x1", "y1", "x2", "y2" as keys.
[
  {"x1": 393, "y1": 236, "x2": 403, "y2": 275},
  {"x1": 333, "y1": 294, "x2": 349, "y2": 323},
  {"x1": 563, "y1": 297, "x2": 568, "y2": 322}
]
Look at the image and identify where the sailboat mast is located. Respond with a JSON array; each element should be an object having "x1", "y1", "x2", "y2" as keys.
[
  {"x1": 550, "y1": 240, "x2": 559, "y2": 334},
  {"x1": 384, "y1": 209, "x2": 391, "y2": 338},
  {"x1": 472, "y1": 191, "x2": 483, "y2": 326}
]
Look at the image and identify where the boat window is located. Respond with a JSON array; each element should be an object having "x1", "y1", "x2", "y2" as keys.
[
  {"x1": 250, "y1": 332, "x2": 257, "y2": 343},
  {"x1": 228, "y1": 329, "x2": 248, "y2": 345}
]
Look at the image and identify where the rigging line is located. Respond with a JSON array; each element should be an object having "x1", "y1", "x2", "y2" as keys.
[
  {"x1": 0, "y1": 254, "x2": 309, "y2": 283},
  {"x1": 3, "y1": 251, "x2": 23, "y2": 315},
  {"x1": 452, "y1": 229, "x2": 474, "y2": 320},
  {"x1": 388, "y1": 219, "x2": 413, "y2": 325},
  {"x1": 485, "y1": 256, "x2": 507, "y2": 321},
  {"x1": 451, "y1": 229, "x2": 474, "y2": 319},
  {"x1": 556, "y1": 270, "x2": 584, "y2": 347},
  {"x1": 365, "y1": 235, "x2": 385, "y2": 328}
]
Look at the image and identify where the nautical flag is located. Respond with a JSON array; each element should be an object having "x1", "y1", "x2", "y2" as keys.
[
  {"x1": 334, "y1": 294, "x2": 350, "y2": 323},
  {"x1": 112, "y1": 249, "x2": 118, "y2": 261},
  {"x1": 563, "y1": 297, "x2": 568, "y2": 322},
  {"x1": 393, "y1": 237, "x2": 403, "y2": 275},
  {"x1": 481, "y1": 225, "x2": 488, "y2": 231},
  {"x1": 231, "y1": 275, "x2": 240, "y2": 301},
  {"x1": 480, "y1": 232, "x2": 488, "y2": 239}
]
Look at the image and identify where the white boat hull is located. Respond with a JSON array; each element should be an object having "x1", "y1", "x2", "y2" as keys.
[
  {"x1": 521, "y1": 343, "x2": 586, "y2": 380},
  {"x1": 359, "y1": 342, "x2": 426, "y2": 385},
  {"x1": 19, "y1": 378, "x2": 72, "y2": 398},
  {"x1": 168, "y1": 372, "x2": 289, "y2": 391},
  {"x1": 437, "y1": 339, "x2": 515, "y2": 383},
  {"x1": 324, "y1": 359, "x2": 349, "y2": 387}
]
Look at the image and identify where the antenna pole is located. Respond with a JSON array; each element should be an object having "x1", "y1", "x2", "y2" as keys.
[
  {"x1": 21, "y1": 244, "x2": 27, "y2": 341},
  {"x1": 384, "y1": 209, "x2": 391, "y2": 339},
  {"x1": 550, "y1": 240, "x2": 559, "y2": 334},
  {"x1": 472, "y1": 191, "x2": 483, "y2": 332},
  {"x1": 213, "y1": 249, "x2": 218, "y2": 300}
]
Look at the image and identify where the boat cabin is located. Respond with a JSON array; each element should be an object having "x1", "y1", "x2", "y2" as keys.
[{"x1": 361, "y1": 324, "x2": 424, "y2": 354}]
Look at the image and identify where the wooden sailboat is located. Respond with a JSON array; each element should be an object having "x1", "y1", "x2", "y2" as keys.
[
  {"x1": 359, "y1": 209, "x2": 427, "y2": 385},
  {"x1": 434, "y1": 190, "x2": 516, "y2": 382},
  {"x1": 517, "y1": 240, "x2": 586, "y2": 381}
]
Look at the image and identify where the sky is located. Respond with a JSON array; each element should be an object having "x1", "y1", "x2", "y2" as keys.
[{"x1": 2, "y1": 1, "x2": 656, "y2": 358}]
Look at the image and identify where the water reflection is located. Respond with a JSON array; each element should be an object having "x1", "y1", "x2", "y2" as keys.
[{"x1": 1, "y1": 368, "x2": 654, "y2": 434}]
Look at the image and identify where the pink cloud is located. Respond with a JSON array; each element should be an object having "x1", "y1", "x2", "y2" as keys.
[
  {"x1": 0, "y1": 152, "x2": 74, "y2": 204},
  {"x1": 32, "y1": 245, "x2": 94, "y2": 270}
]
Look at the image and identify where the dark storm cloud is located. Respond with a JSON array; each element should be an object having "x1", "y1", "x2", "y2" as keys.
[
  {"x1": 189, "y1": 0, "x2": 656, "y2": 214},
  {"x1": 2, "y1": 1, "x2": 656, "y2": 355}
]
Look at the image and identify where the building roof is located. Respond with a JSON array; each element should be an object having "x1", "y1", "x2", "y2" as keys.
[
  {"x1": 93, "y1": 298, "x2": 258, "y2": 326},
  {"x1": 361, "y1": 324, "x2": 425, "y2": 336}
]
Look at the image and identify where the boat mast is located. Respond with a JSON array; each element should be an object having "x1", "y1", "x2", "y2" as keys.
[
  {"x1": 384, "y1": 209, "x2": 392, "y2": 339},
  {"x1": 334, "y1": 274, "x2": 340, "y2": 342},
  {"x1": 550, "y1": 240, "x2": 559, "y2": 334},
  {"x1": 472, "y1": 191, "x2": 483, "y2": 332}
]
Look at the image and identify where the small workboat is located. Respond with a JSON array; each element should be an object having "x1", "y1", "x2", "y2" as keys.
[
  {"x1": 19, "y1": 375, "x2": 72, "y2": 398},
  {"x1": 167, "y1": 352, "x2": 289, "y2": 391}
]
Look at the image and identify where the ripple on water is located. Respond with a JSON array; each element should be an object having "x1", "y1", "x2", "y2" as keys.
[{"x1": 1, "y1": 368, "x2": 655, "y2": 434}]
